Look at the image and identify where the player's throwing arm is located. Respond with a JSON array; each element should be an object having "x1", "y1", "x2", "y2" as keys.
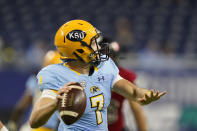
[{"x1": 112, "y1": 79, "x2": 166, "y2": 105}]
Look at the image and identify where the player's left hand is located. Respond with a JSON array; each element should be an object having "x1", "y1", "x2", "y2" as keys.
[{"x1": 137, "y1": 90, "x2": 167, "y2": 105}]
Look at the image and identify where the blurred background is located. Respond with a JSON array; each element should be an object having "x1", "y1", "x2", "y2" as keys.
[{"x1": 0, "y1": 0, "x2": 197, "y2": 130}]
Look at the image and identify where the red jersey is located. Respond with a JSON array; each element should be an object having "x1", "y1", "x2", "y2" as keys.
[{"x1": 108, "y1": 67, "x2": 136, "y2": 131}]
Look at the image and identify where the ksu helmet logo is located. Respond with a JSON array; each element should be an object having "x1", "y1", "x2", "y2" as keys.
[{"x1": 66, "y1": 30, "x2": 86, "y2": 41}]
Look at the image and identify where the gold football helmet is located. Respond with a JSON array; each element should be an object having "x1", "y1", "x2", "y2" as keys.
[
  {"x1": 42, "y1": 50, "x2": 62, "y2": 67},
  {"x1": 54, "y1": 19, "x2": 109, "y2": 65}
]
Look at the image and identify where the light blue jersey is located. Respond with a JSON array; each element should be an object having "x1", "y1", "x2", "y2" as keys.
[
  {"x1": 37, "y1": 58, "x2": 119, "y2": 131},
  {"x1": 26, "y1": 75, "x2": 38, "y2": 97},
  {"x1": 26, "y1": 75, "x2": 59, "y2": 130}
]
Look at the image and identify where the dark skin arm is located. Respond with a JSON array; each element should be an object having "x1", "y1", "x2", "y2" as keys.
[
  {"x1": 129, "y1": 101, "x2": 147, "y2": 131},
  {"x1": 10, "y1": 90, "x2": 33, "y2": 122},
  {"x1": 7, "y1": 90, "x2": 32, "y2": 130}
]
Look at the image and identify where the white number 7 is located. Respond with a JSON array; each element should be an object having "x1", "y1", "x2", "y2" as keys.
[{"x1": 90, "y1": 94, "x2": 104, "y2": 125}]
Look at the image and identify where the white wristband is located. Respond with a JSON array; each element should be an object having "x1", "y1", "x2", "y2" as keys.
[
  {"x1": 41, "y1": 89, "x2": 57, "y2": 99},
  {"x1": 1, "y1": 126, "x2": 8, "y2": 131}
]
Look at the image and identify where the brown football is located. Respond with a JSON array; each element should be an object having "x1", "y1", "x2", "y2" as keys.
[{"x1": 58, "y1": 83, "x2": 86, "y2": 125}]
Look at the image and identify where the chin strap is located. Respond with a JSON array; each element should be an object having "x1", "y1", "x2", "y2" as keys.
[{"x1": 61, "y1": 58, "x2": 76, "y2": 63}]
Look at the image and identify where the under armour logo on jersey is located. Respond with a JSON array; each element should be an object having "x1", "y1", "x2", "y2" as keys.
[
  {"x1": 98, "y1": 76, "x2": 105, "y2": 82},
  {"x1": 66, "y1": 30, "x2": 86, "y2": 41}
]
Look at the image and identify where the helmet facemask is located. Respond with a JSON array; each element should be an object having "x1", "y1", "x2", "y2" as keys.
[{"x1": 89, "y1": 34, "x2": 110, "y2": 66}]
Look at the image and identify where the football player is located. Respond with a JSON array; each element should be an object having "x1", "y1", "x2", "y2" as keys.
[
  {"x1": 7, "y1": 50, "x2": 61, "y2": 131},
  {"x1": 29, "y1": 20, "x2": 166, "y2": 131},
  {"x1": 105, "y1": 37, "x2": 147, "y2": 131}
]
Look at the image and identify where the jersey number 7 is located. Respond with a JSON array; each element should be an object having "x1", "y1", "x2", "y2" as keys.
[{"x1": 90, "y1": 93, "x2": 104, "y2": 125}]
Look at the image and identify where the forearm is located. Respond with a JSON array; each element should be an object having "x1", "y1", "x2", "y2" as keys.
[
  {"x1": 113, "y1": 79, "x2": 148, "y2": 100},
  {"x1": 130, "y1": 101, "x2": 147, "y2": 131},
  {"x1": 9, "y1": 109, "x2": 24, "y2": 124},
  {"x1": 7, "y1": 108, "x2": 25, "y2": 130},
  {"x1": 10, "y1": 99, "x2": 32, "y2": 123},
  {"x1": 135, "y1": 113, "x2": 147, "y2": 131},
  {"x1": 8, "y1": 91, "x2": 32, "y2": 130},
  {"x1": 113, "y1": 78, "x2": 166, "y2": 105},
  {"x1": 29, "y1": 98, "x2": 58, "y2": 128}
]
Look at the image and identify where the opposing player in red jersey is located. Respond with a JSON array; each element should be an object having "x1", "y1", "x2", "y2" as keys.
[{"x1": 105, "y1": 38, "x2": 147, "y2": 131}]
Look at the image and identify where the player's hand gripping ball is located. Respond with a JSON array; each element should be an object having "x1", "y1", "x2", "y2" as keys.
[{"x1": 58, "y1": 83, "x2": 86, "y2": 125}]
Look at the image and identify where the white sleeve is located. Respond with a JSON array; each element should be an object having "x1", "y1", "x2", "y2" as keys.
[
  {"x1": 112, "y1": 74, "x2": 123, "y2": 87},
  {"x1": 40, "y1": 89, "x2": 57, "y2": 99}
]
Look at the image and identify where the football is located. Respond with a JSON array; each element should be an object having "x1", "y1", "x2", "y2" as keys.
[{"x1": 58, "y1": 83, "x2": 86, "y2": 125}]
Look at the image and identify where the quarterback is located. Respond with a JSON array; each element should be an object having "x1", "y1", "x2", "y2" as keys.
[{"x1": 29, "y1": 20, "x2": 166, "y2": 131}]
